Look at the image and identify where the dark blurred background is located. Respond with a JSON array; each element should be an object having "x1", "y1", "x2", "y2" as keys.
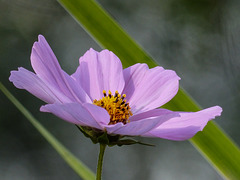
[{"x1": 0, "y1": 0, "x2": 239, "y2": 179}]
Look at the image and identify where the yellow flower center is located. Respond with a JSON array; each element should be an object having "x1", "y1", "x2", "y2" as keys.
[{"x1": 93, "y1": 90, "x2": 133, "y2": 125}]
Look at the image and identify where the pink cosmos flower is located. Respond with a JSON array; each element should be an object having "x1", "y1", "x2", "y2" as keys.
[{"x1": 9, "y1": 35, "x2": 222, "y2": 141}]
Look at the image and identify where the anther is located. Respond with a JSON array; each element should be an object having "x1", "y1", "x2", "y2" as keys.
[
  {"x1": 103, "y1": 90, "x2": 107, "y2": 97},
  {"x1": 108, "y1": 90, "x2": 112, "y2": 98},
  {"x1": 114, "y1": 91, "x2": 119, "y2": 97},
  {"x1": 121, "y1": 100, "x2": 126, "y2": 105}
]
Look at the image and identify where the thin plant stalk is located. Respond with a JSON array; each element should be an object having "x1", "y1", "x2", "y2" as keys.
[{"x1": 96, "y1": 144, "x2": 106, "y2": 180}]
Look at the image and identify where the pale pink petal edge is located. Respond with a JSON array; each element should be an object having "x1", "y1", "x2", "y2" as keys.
[
  {"x1": 40, "y1": 103, "x2": 110, "y2": 130},
  {"x1": 143, "y1": 106, "x2": 222, "y2": 141}
]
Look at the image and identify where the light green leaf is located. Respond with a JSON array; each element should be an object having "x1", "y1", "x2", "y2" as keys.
[
  {"x1": 0, "y1": 82, "x2": 95, "y2": 180},
  {"x1": 57, "y1": 0, "x2": 240, "y2": 179}
]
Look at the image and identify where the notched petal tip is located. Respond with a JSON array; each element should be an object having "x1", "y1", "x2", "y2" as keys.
[
  {"x1": 9, "y1": 67, "x2": 32, "y2": 88},
  {"x1": 37, "y1": 34, "x2": 46, "y2": 42},
  {"x1": 212, "y1": 105, "x2": 223, "y2": 116},
  {"x1": 9, "y1": 69, "x2": 22, "y2": 89},
  {"x1": 30, "y1": 35, "x2": 46, "y2": 51},
  {"x1": 198, "y1": 105, "x2": 222, "y2": 131}
]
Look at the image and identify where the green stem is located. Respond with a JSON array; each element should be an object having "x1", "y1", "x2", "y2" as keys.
[{"x1": 96, "y1": 144, "x2": 106, "y2": 180}]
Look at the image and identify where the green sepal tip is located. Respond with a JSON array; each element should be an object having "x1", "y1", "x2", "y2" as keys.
[{"x1": 76, "y1": 125, "x2": 154, "y2": 147}]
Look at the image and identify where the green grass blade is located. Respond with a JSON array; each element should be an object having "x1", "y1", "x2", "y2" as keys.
[
  {"x1": 57, "y1": 0, "x2": 240, "y2": 179},
  {"x1": 0, "y1": 82, "x2": 95, "y2": 180}
]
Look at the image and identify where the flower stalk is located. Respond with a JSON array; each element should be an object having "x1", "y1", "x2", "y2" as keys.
[{"x1": 96, "y1": 144, "x2": 106, "y2": 180}]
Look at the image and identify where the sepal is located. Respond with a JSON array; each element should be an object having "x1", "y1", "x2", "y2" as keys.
[
  {"x1": 76, "y1": 125, "x2": 154, "y2": 147},
  {"x1": 109, "y1": 139, "x2": 155, "y2": 147}
]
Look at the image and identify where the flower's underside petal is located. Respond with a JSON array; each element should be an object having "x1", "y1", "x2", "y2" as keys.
[
  {"x1": 143, "y1": 106, "x2": 222, "y2": 141},
  {"x1": 105, "y1": 109, "x2": 179, "y2": 136},
  {"x1": 31, "y1": 35, "x2": 91, "y2": 103},
  {"x1": 123, "y1": 63, "x2": 180, "y2": 114},
  {"x1": 9, "y1": 67, "x2": 72, "y2": 103},
  {"x1": 72, "y1": 48, "x2": 125, "y2": 101},
  {"x1": 129, "y1": 108, "x2": 178, "y2": 122},
  {"x1": 40, "y1": 103, "x2": 110, "y2": 129},
  {"x1": 104, "y1": 119, "x2": 159, "y2": 136}
]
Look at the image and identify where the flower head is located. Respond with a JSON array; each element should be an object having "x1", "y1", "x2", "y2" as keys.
[{"x1": 9, "y1": 35, "x2": 222, "y2": 142}]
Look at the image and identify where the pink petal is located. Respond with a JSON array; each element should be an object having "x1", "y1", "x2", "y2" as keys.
[
  {"x1": 143, "y1": 106, "x2": 222, "y2": 141},
  {"x1": 31, "y1": 35, "x2": 91, "y2": 103},
  {"x1": 105, "y1": 109, "x2": 179, "y2": 136},
  {"x1": 123, "y1": 63, "x2": 180, "y2": 114},
  {"x1": 72, "y1": 48, "x2": 125, "y2": 101},
  {"x1": 9, "y1": 67, "x2": 72, "y2": 103},
  {"x1": 129, "y1": 108, "x2": 178, "y2": 122},
  {"x1": 40, "y1": 103, "x2": 110, "y2": 130}
]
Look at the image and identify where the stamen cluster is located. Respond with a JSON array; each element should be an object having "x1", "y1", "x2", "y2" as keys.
[{"x1": 93, "y1": 90, "x2": 133, "y2": 125}]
